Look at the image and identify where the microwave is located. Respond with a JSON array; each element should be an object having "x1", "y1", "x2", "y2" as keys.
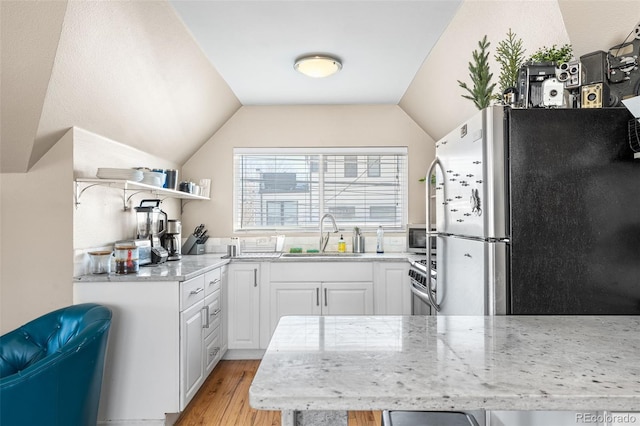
[{"x1": 407, "y1": 224, "x2": 436, "y2": 254}]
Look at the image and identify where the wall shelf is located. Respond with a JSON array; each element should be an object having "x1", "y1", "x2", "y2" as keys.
[{"x1": 75, "y1": 178, "x2": 209, "y2": 210}]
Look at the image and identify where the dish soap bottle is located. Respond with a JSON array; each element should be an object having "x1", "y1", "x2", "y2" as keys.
[
  {"x1": 338, "y1": 234, "x2": 346, "y2": 253},
  {"x1": 376, "y1": 226, "x2": 384, "y2": 254}
]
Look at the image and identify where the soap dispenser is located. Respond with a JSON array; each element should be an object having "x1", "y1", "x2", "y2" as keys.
[{"x1": 338, "y1": 234, "x2": 346, "y2": 253}]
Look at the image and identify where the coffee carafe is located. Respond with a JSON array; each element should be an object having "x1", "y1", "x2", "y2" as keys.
[
  {"x1": 163, "y1": 219, "x2": 182, "y2": 261},
  {"x1": 135, "y1": 199, "x2": 168, "y2": 263}
]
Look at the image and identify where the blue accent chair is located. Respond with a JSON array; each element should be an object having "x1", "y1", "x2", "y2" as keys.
[{"x1": 0, "y1": 303, "x2": 112, "y2": 426}]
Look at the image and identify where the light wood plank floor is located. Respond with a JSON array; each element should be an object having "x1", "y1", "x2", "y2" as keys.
[{"x1": 176, "y1": 360, "x2": 382, "y2": 426}]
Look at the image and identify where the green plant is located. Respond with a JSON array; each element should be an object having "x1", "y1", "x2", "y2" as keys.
[
  {"x1": 529, "y1": 44, "x2": 573, "y2": 64},
  {"x1": 494, "y1": 29, "x2": 526, "y2": 98},
  {"x1": 458, "y1": 35, "x2": 496, "y2": 110}
]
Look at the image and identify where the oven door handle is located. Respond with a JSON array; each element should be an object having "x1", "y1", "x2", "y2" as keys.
[{"x1": 410, "y1": 279, "x2": 441, "y2": 312}]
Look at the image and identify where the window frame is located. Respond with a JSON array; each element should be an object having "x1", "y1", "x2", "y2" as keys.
[{"x1": 233, "y1": 147, "x2": 408, "y2": 233}]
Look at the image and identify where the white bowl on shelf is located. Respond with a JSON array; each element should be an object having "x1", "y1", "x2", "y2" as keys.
[{"x1": 141, "y1": 171, "x2": 166, "y2": 187}]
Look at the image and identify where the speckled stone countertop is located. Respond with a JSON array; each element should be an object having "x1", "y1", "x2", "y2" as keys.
[
  {"x1": 74, "y1": 252, "x2": 419, "y2": 282},
  {"x1": 74, "y1": 254, "x2": 229, "y2": 282},
  {"x1": 250, "y1": 315, "x2": 640, "y2": 412}
]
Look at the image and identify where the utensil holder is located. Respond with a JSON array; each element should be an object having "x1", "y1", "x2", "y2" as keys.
[{"x1": 352, "y1": 235, "x2": 365, "y2": 253}]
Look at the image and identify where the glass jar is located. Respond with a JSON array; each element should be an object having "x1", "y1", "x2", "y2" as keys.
[
  {"x1": 114, "y1": 242, "x2": 139, "y2": 275},
  {"x1": 88, "y1": 250, "x2": 112, "y2": 274}
]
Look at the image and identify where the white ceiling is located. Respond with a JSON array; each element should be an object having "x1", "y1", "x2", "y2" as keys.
[{"x1": 170, "y1": 0, "x2": 462, "y2": 105}]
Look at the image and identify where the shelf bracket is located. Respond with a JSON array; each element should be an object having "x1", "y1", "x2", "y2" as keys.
[{"x1": 75, "y1": 181, "x2": 103, "y2": 208}]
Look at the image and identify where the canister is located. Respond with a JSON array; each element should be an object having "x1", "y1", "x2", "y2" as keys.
[
  {"x1": 114, "y1": 242, "x2": 139, "y2": 274},
  {"x1": 88, "y1": 251, "x2": 112, "y2": 274}
]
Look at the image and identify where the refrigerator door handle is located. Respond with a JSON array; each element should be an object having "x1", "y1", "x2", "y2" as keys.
[{"x1": 425, "y1": 157, "x2": 445, "y2": 237}]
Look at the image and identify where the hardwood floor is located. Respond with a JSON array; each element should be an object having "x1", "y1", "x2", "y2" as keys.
[{"x1": 176, "y1": 360, "x2": 382, "y2": 426}]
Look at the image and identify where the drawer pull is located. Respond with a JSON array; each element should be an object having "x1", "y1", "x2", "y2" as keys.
[
  {"x1": 209, "y1": 278, "x2": 220, "y2": 286},
  {"x1": 190, "y1": 287, "x2": 204, "y2": 295},
  {"x1": 212, "y1": 308, "x2": 221, "y2": 317}
]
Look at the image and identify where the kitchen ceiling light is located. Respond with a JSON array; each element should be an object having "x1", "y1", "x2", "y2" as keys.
[{"x1": 294, "y1": 55, "x2": 342, "y2": 78}]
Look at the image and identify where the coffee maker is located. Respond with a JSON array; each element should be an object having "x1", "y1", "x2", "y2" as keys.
[
  {"x1": 135, "y1": 199, "x2": 168, "y2": 264},
  {"x1": 162, "y1": 219, "x2": 182, "y2": 261}
]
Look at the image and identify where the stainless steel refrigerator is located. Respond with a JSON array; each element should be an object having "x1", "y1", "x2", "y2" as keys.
[{"x1": 427, "y1": 105, "x2": 640, "y2": 315}]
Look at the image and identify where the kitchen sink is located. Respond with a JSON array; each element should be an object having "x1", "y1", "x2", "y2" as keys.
[{"x1": 281, "y1": 252, "x2": 364, "y2": 258}]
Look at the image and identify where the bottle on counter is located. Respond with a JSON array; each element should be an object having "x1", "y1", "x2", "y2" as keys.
[
  {"x1": 376, "y1": 226, "x2": 384, "y2": 254},
  {"x1": 338, "y1": 234, "x2": 346, "y2": 253}
]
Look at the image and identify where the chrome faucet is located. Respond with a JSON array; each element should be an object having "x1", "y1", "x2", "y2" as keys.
[{"x1": 319, "y1": 213, "x2": 339, "y2": 252}]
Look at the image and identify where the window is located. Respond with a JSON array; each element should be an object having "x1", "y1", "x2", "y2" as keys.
[{"x1": 233, "y1": 147, "x2": 407, "y2": 232}]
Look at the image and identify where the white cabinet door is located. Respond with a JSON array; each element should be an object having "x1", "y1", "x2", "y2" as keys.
[
  {"x1": 322, "y1": 282, "x2": 374, "y2": 315},
  {"x1": 228, "y1": 263, "x2": 261, "y2": 349},
  {"x1": 269, "y1": 282, "x2": 321, "y2": 336},
  {"x1": 374, "y1": 262, "x2": 411, "y2": 315},
  {"x1": 180, "y1": 300, "x2": 204, "y2": 409}
]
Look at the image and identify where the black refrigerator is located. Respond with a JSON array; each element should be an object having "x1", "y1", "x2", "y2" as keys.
[{"x1": 430, "y1": 106, "x2": 640, "y2": 315}]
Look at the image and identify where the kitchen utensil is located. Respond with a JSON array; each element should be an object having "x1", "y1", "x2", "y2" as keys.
[{"x1": 88, "y1": 250, "x2": 112, "y2": 274}]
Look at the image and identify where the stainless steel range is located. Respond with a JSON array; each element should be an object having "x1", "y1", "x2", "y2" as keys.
[{"x1": 408, "y1": 258, "x2": 436, "y2": 315}]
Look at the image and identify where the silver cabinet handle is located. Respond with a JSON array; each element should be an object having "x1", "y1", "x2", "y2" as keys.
[
  {"x1": 212, "y1": 308, "x2": 221, "y2": 317},
  {"x1": 190, "y1": 287, "x2": 204, "y2": 295},
  {"x1": 209, "y1": 278, "x2": 220, "y2": 286},
  {"x1": 203, "y1": 305, "x2": 210, "y2": 328},
  {"x1": 324, "y1": 288, "x2": 327, "y2": 307},
  {"x1": 254, "y1": 268, "x2": 258, "y2": 287},
  {"x1": 316, "y1": 288, "x2": 320, "y2": 306}
]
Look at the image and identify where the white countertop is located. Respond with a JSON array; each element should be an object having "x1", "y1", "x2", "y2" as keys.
[
  {"x1": 74, "y1": 253, "x2": 230, "y2": 282},
  {"x1": 250, "y1": 315, "x2": 640, "y2": 412},
  {"x1": 74, "y1": 252, "x2": 419, "y2": 282}
]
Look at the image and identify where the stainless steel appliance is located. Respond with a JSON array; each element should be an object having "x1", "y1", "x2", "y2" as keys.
[
  {"x1": 407, "y1": 224, "x2": 436, "y2": 255},
  {"x1": 408, "y1": 257, "x2": 434, "y2": 315},
  {"x1": 135, "y1": 199, "x2": 168, "y2": 264},
  {"x1": 162, "y1": 219, "x2": 182, "y2": 261},
  {"x1": 425, "y1": 106, "x2": 639, "y2": 315}
]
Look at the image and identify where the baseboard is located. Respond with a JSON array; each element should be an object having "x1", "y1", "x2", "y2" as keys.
[{"x1": 223, "y1": 349, "x2": 265, "y2": 360}]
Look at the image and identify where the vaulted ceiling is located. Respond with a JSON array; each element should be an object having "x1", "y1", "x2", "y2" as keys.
[{"x1": 1, "y1": 1, "x2": 638, "y2": 173}]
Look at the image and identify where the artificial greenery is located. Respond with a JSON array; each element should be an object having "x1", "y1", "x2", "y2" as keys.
[
  {"x1": 494, "y1": 29, "x2": 526, "y2": 98},
  {"x1": 529, "y1": 44, "x2": 573, "y2": 64},
  {"x1": 458, "y1": 35, "x2": 496, "y2": 110}
]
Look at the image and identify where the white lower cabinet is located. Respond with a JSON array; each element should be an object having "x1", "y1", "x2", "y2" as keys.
[
  {"x1": 267, "y1": 262, "x2": 374, "y2": 338},
  {"x1": 180, "y1": 296, "x2": 205, "y2": 407},
  {"x1": 374, "y1": 262, "x2": 411, "y2": 315},
  {"x1": 228, "y1": 262, "x2": 261, "y2": 349},
  {"x1": 73, "y1": 263, "x2": 228, "y2": 425}
]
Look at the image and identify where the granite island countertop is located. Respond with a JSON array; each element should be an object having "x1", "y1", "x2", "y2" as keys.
[{"x1": 250, "y1": 315, "x2": 640, "y2": 413}]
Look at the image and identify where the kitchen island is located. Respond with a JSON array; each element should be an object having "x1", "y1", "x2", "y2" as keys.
[{"x1": 249, "y1": 315, "x2": 640, "y2": 426}]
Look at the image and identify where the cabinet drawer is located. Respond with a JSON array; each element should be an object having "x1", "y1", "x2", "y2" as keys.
[
  {"x1": 181, "y1": 275, "x2": 206, "y2": 310},
  {"x1": 203, "y1": 289, "x2": 221, "y2": 338},
  {"x1": 204, "y1": 268, "x2": 221, "y2": 296},
  {"x1": 270, "y1": 262, "x2": 373, "y2": 282}
]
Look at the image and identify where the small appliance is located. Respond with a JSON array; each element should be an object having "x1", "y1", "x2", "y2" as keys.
[
  {"x1": 162, "y1": 219, "x2": 182, "y2": 261},
  {"x1": 406, "y1": 224, "x2": 436, "y2": 255},
  {"x1": 134, "y1": 199, "x2": 168, "y2": 264}
]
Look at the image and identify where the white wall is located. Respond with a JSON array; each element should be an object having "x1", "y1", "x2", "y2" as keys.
[
  {"x1": 401, "y1": 0, "x2": 570, "y2": 141},
  {"x1": 1, "y1": 131, "x2": 73, "y2": 333},
  {"x1": 0, "y1": 127, "x2": 183, "y2": 334},
  {"x1": 181, "y1": 105, "x2": 433, "y2": 241},
  {"x1": 1, "y1": 0, "x2": 240, "y2": 173},
  {"x1": 73, "y1": 128, "x2": 181, "y2": 275}
]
